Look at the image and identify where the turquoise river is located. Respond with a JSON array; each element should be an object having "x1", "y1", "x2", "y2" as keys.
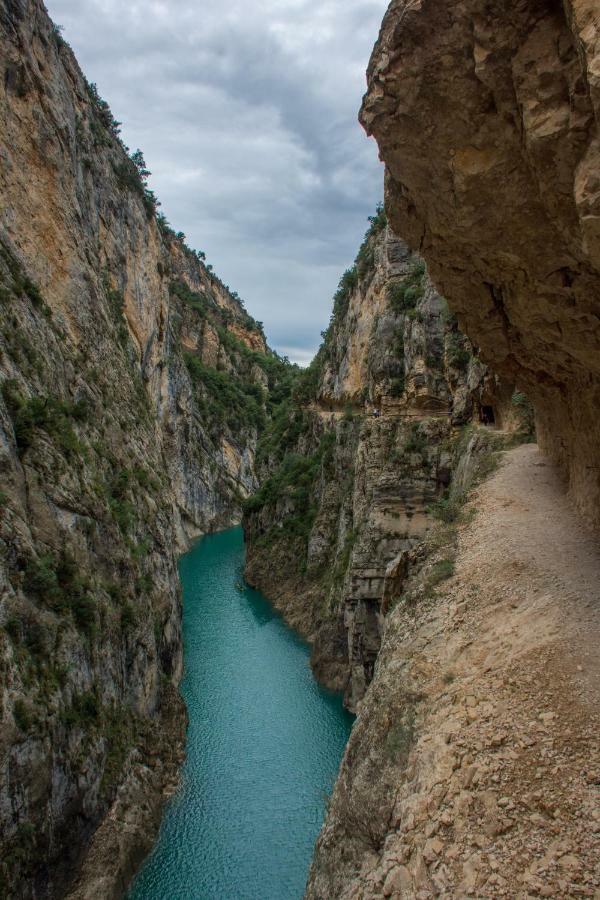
[{"x1": 128, "y1": 527, "x2": 353, "y2": 900}]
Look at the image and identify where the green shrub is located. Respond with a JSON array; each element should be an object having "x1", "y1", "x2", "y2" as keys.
[
  {"x1": 133, "y1": 466, "x2": 157, "y2": 490},
  {"x1": 101, "y1": 709, "x2": 134, "y2": 796},
  {"x1": 291, "y1": 359, "x2": 321, "y2": 406},
  {"x1": 388, "y1": 260, "x2": 426, "y2": 314},
  {"x1": 23, "y1": 555, "x2": 65, "y2": 609},
  {"x1": 23, "y1": 552, "x2": 97, "y2": 634},
  {"x1": 71, "y1": 398, "x2": 90, "y2": 421},
  {"x1": 1, "y1": 379, "x2": 23, "y2": 415},
  {"x1": 86, "y1": 80, "x2": 121, "y2": 137},
  {"x1": 105, "y1": 582, "x2": 125, "y2": 605},
  {"x1": 184, "y1": 352, "x2": 266, "y2": 435},
  {"x1": 24, "y1": 620, "x2": 46, "y2": 655},
  {"x1": 1, "y1": 386, "x2": 85, "y2": 456},
  {"x1": 110, "y1": 469, "x2": 131, "y2": 500},
  {"x1": 446, "y1": 334, "x2": 471, "y2": 370},
  {"x1": 61, "y1": 691, "x2": 99, "y2": 728},
  {"x1": 4, "y1": 616, "x2": 21, "y2": 643},
  {"x1": 103, "y1": 469, "x2": 137, "y2": 533},
  {"x1": 0, "y1": 239, "x2": 45, "y2": 307},
  {"x1": 13, "y1": 699, "x2": 32, "y2": 732},
  {"x1": 71, "y1": 593, "x2": 97, "y2": 636},
  {"x1": 244, "y1": 433, "x2": 336, "y2": 563},
  {"x1": 429, "y1": 493, "x2": 463, "y2": 523},
  {"x1": 109, "y1": 498, "x2": 135, "y2": 534},
  {"x1": 131, "y1": 538, "x2": 151, "y2": 560},
  {"x1": 404, "y1": 424, "x2": 426, "y2": 455},
  {"x1": 121, "y1": 603, "x2": 136, "y2": 629},
  {"x1": 256, "y1": 402, "x2": 307, "y2": 467},
  {"x1": 390, "y1": 375, "x2": 405, "y2": 397},
  {"x1": 104, "y1": 284, "x2": 131, "y2": 347},
  {"x1": 356, "y1": 203, "x2": 387, "y2": 279},
  {"x1": 170, "y1": 280, "x2": 215, "y2": 318},
  {"x1": 426, "y1": 558, "x2": 455, "y2": 588},
  {"x1": 135, "y1": 573, "x2": 152, "y2": 595}
]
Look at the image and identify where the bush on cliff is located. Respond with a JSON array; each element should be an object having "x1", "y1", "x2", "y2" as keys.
[
  {"x1": 22, "y1": 552, "x2": 97, "y2": 636},
  {"x1": 388, "y1": 260, "x2": 426, "y2": 314},
  {"x1": 184, "y1": 352, "x2": 266, "y2": 435},
  {"x1": 243, "y1": 433, "x2": 335, "y2": 551},
  {"x1": 1, "y1": 382, "x2": 87, "y2": 456}
]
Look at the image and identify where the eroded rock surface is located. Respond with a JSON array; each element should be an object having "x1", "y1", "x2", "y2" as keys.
[
  {"x1": 0, "y1": 2, "x2": 288, "y2": 896},
  {"x1": 360, "y1": 0, "x2": 600, "y2": 525},
  {"x1": 244, "y1": 218, "x2": 525, "y2": 711},
  {"x1": 307, "y1": 446, "x2": 600, "y2": 899}
]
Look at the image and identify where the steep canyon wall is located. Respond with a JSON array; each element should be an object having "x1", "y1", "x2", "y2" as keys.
[
  {"x1": 360, "y1": 0, "x2": 600, "y2": 525},
  {"x1": 244, "y1": 217, "x2": 529, "y2": 713},
  {"x1": 0, "y1": 2, "x2": 290, "y2": 896}
]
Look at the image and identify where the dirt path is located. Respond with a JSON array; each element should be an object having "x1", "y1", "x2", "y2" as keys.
[
  {"x1": 458, "y1": 444, "x2": 600, "y2": 708},
  {"x1": 311, "y1": 444, "x2": 600, "y2": 899},
  {"x1": 404, "y1": 444, "x2": 600, "y2": 897}
]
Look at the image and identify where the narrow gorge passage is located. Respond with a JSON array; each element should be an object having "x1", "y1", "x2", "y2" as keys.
[{"x1": 127, "y1": 528, "x2": 353, "y2": 900}]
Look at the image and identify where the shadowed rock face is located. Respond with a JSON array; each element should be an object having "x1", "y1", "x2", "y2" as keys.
[
  {"x1": 360, "y1": 0, "x2": 600, "y2": 525},
  {"x1": 0, "y1": 1, "x2": 278, "y2": 895}
]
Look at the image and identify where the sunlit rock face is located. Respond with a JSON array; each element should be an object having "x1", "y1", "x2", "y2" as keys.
[
  {"x1": 243, "y1": 222, "x2": 518, "y2": 713},
  {"x1": 0, "y1": 1, "x2": 276, "y2": 895},
  {"x1": 360, "y1": 0, "x2": 600, "y2": 525}
]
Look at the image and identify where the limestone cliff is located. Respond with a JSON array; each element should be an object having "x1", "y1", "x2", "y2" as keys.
[
  {"x1": 0, "y1": 3, "x2": 291, "y2": 897},
  {"x1": 243, "y1": 213, "x2": 529, "y2": 712},
  {"x1": 278, "y1": 223, "x2": 598, "y2": 900},
  {"x1": 302, "y1": 3, "x2": 600, "y2": 895},
  {"x1": 359, "y1": 0, "x2": 600, "y2": 526}
]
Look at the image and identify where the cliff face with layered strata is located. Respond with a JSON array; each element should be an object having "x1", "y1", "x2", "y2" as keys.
[
  {"x1": 243, "y1": 216, "x2": 526, "y2": 712},
  {"x1": 302, "y1": 3, "x2": 600, "y2": 896},
  {"x1": 0, "y1": 3, "x2": 290, "y2": 896},
  {"x1": 359, "y1": 0, "x2": 600, "y2": 526}
]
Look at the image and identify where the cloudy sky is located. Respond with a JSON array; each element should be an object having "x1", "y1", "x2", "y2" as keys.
[{"x1": 45, "y1": 0, "x2": 388, "y2": 364}]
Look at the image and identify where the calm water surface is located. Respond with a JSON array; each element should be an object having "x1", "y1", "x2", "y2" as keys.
[{"x1": 128, "y1": 527, "x2": 353, "y2": 900}]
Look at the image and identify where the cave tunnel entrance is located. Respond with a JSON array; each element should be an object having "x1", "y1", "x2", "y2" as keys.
[{"x1": 480, "y1": 404, "x2": 496, "y2": 426}]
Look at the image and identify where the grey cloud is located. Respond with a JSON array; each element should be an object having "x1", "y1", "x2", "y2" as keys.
[{"x1": 45, "y1": 0, "x2": 387, "y2": 362}]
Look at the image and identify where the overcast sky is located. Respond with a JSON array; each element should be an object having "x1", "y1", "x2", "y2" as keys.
[{"x1": 45, "y1": 0, "x2": 387, "y2": 364}]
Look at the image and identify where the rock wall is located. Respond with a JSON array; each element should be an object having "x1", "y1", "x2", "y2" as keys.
[
  {"x1": 0, "y1": 2, "x2": 289, "y2": 896},
  {"x1": 360, "y1": 0, "x2": 600, "y2": 526},
  {"x1": 243, "y1": 217, "x2": 526, "y2": 712}
]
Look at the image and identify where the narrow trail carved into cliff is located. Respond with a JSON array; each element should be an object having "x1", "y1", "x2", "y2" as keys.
[
  {"x1": 432, "y1": 443, "x2": 600, "y2": 894},
  {"x1": 457, "y1": 444, "x2": 600, "y2": 709},
  {"x1": 308, "y1": 444, "x2": 600, "y2": 898}
]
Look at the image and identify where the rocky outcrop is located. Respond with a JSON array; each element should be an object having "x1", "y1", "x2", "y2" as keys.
[
  {"x1": 0, "y1": 3, "x2": 289, "y2": 896},
  {"x1": 243, "y1": 217, "x2": 527, "y2": 712},
  {"x1": 360, "y1": 0, "x2": 600, "y2": 526}
]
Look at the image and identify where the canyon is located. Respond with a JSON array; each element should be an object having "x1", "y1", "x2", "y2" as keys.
[
  {"x1": 1, "y1": 0, "x2": 599, "y2": 898},
  {"x1": 0, "y1": 2, "x2": 293, "y2": 896},
  {"x1": 301, "y1": 1, "x2": 600, "y2": 895},
  {"x1": 243, "y1": 215, "x2": 530, "y2": 713}
]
